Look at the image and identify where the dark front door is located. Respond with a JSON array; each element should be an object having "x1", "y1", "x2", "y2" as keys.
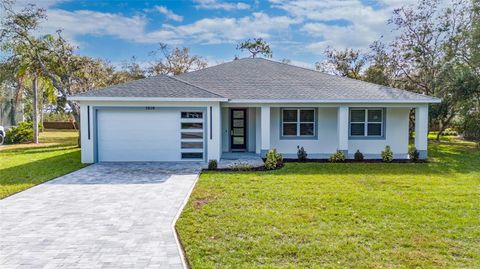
[{"x1": 230, "y1": 108, "x2": 247, "y2": 151}]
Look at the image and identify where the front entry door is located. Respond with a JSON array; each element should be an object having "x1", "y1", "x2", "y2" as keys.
[{"x1": 230, "y1": 109, "x2": 247, "y2": 151}]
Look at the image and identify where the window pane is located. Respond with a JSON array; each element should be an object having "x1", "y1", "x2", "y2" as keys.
[
  {"x1": 233, "y1": 119, "x2": 244, "y2": 127},
  {"x1": 368, "y1": 110, "x2": 382, "y2": 122},
  {"x1": 368, "y1": 123, "x2": 382, "y2": 136},
  {"x1": 283, "y1": 123, "x2": 297, "y2": 136},
  {"x1": 300, "y1": 110, "x2": 314, "y2": 122},
  {"x1": 182, "y1": 152, "x2": 203, "y2": 159},
  {"x1": 350, "y1": 123, "x2": 365, "y2": 136},
  {"x1": 233, "y1": 110, "x2": 244, "y2": 118},
  {"x1": 300, "y1": 123, "x2": 314, "y2": 136},
  {"x1": 351, "y1": 110, "x2": 365, "y2": 122},
  {"x1": 181, "y1": 142, "x2": 203, "y2": 149},
  {"x1": 232, "y1": 137, "x2": 244, "y2": 145},
  {"x1": 181, "y1": 112, "x2": 203, "y2": 119},
  {"x1": 181, "y1": 122, "x2": 202, "y2": 129},
  {"x1": 181, "y1": 132, "x2": 203, "y2": 139},
  {"x1": 233, "y1": 128, "x2": 244, "y2": 136},
  {"x1": 283, "y1": 110, "x2": 297, "y2": 122}
]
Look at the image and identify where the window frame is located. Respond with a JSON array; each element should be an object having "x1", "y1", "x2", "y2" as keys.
[
  {"x1": 280, "y1": 108, "x2": 317, "y2": 139},
  {"x1": 349, "y1": 108, "x2": 386, "y2": 139}
]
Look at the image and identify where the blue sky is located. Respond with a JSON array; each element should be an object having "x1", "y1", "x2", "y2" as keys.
[{"x1": 21, "y1": 0, "x2": 417, "y2": 68}]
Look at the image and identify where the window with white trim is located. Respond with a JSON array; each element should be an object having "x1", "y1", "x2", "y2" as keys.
[
  {"x1": 281, "y1": 108, "x2": 315, "y2": 137},
  {"x1": 350, "y1": 108, "x2": 384, "y2": 137}
]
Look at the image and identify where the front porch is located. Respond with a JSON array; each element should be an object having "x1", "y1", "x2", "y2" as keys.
[{"x1": 212, "y1": 104, "x2": 430, "y2": 161}]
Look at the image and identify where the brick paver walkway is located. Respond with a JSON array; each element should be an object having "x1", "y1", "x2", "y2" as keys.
[{"x1": 0, "y1": 162, "x2": 202, "y2": 269}]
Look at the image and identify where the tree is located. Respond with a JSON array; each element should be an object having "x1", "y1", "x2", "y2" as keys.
[
  {"x1": 236, "y1": 38, "x2": 272, "y2": 58},
  {"x1": 0, "y1": 1, "x2": 120, "y2": 145},
  {"x1": 315, "y1": 47, "x2": 367, "y2": 79},
  {"x1": 148, "y1": 43, "x2": 207, "y2": 76}
]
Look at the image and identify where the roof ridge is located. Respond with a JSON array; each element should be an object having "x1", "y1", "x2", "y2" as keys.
[
  {"x1": 168, "y1": 75, "x2": 226, "y2": 99},
  {"x1": 255, "y1": 58, "x2": 438, "y2": 100}
]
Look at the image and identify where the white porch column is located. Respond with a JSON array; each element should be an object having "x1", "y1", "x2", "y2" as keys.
[
  {"x1": 415, "y1": 105, "x2": 429, "y2": 159},
  {"x1": 337, "y1": 106, "x2": 349, "y2": 155},
  {"x1": 207, "y1": 103, "x2": 222, "y2": 161},
  {"x1": 260, "y1": 106, "x2": 271, "y2": 156}
]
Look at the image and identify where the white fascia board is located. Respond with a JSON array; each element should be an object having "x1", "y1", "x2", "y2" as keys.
[
  {"x1": 68, "y1": 96, "x2": 228, "y2": 102},
  {"x1": 227, "y1": 98, "x2": 442, "y2": 104}
]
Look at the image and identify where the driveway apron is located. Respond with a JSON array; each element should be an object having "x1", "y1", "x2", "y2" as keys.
[{"x1": 0, "y1": 162, "x2": 203, "y2": 269}]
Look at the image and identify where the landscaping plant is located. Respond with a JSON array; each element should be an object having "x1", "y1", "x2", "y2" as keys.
[
  {"x1": 409, "y1": 147, "x2": 420, "y2": 162},
  {"x1": 381, "y1": 145, "x2": 393, "y2": 162},
  {"x1": 297, "y1": 146, "x2": 308, "y2": 162},
  {"x1": 329, "y1": 150, "x2": 345, "y2": 162},
  {"x1": 207, "y1": 160, "x2": 218, "y2": 170},
  {"x1": 264, "y1": 149, "x2": 283, "y2": 170},
  {"x1": 4, "y1": 122, "x2": 34, "y2": 144},
  {"x1": 229, "y1": 161, "x2": 253, "y2": 171},
  {"x1": 354, "y1": 150, "x2": 364, "y2": 161}
]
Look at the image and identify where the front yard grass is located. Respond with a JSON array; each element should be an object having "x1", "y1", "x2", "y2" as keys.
[
  {"x1": 177, "y1": 137, "x2": 480, "y2": 268},
  {"x1": 0, "y1": 130, "x2": 86, "y2": 199}
]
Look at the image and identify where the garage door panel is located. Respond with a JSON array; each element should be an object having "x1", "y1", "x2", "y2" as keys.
[{"x1": 97, "y1": 109, "x2": 184, "y2": 162}]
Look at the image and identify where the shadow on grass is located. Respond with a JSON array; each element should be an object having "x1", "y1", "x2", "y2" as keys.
[{"x1": 0, "y1": 151, "x2": 86, "y2": 198}]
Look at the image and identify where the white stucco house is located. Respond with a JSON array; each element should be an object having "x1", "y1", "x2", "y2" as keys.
[{"x1": 69, "y1": 58, "x2": 440, "y2": 163}]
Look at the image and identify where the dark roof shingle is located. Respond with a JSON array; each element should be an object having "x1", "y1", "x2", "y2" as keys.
[
  {"x1": 177, "y1": 58, "x2": 438, "y2": 102},
  {"x1": 73, "y1": 74, "x2": 223, "y2": 99}
]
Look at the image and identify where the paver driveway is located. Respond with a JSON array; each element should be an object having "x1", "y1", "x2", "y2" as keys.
[{"x1": 0, "y1": 162, "x2": 203, "y2": 269}]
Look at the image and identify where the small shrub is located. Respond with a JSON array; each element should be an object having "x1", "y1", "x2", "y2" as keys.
[
  {"x1": 409, "y1": 147, "x2": 420, "y2": 162},
  {"x1": 354, "y1": 150, "x2": 364, "y2": 161},
  {"x1": 441, "y1": 128, "x2": 458, "y2": 136},
  {"x1": 329, "y1": 150, "x2": 345, "y2": 162},
  {"x1": 4, "y1": 122, "x2": 34, "y2": 144},
  {"x1": 381, "y1": 145, "x2": 393, "y2": 162},
  {"x1": 229, "y1": 161, "x2": 253, "y2": 171},
  {"x1": 207, "y1": 159, "x2": 218, "y2": 170},
  {"x1": 265, "y1": 148, "x2": 283, "y2": 170},
  {"x1": 297, "y1": 146, "x2": 308, "y2": 162}
]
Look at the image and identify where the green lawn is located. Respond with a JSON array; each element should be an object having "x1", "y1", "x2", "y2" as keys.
[
  {"x1": 0, "y1": 130, "x2": 86, "y2": 199},
  {"x1": 177, "y1": 137, "x2": 480, "y2": 268}
]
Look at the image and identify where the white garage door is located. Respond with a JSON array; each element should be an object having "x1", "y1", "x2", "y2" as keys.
[{"x1": 96, "y1": 109, "x2": 204, "y2": 162}]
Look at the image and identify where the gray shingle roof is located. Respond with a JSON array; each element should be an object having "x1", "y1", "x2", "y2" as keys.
[
  {"x1": 72, "y1": 74, "x2": 223, "y2": 99},
  {"x1": 72, "y1": 58, "x2": 439, "y2": 103},
  {"x1": 177, "y1": 58, "x2": 439, "y2": 102}
]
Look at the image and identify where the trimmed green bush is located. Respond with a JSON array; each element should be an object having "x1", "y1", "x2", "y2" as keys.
[
  {"x1": 409, "y1": 147, "x2": 420, "y2": 162},
  {"x1": 207, "y1": 160, "x2": 218, "y2": 170},
  {"x1": 297, "y1": 146, "x2": 308, "y2": 162},
  {"x1": 381, "y1": 145, "x2": 393, "y2": 162},
  {"x1": 354, "y1": 150, "x2": 364, "y2": 161},
  {"x1": 4, "y1": 122, "x2": 34, "y2": 144},
  {"x1": 265, "y1": 149, "x2": 283, "y2": 170},
  {"x1": 329, "y1": 150, "x2": 345, "y2": 162}
]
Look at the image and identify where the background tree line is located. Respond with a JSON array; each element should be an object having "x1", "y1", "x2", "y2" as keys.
[{"x1": 316, "y1": 0, "x2": 480, "y2": 140}]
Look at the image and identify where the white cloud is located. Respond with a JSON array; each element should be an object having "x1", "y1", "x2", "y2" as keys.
[
  {"x1": 170, "y1": 12, "x2": 299, "y2": 44},
  {"x1": 151, "y1": 5, "x2": 183, "y2": 22},
  {"x1": 269, "y1": 0, "x2": 416, "y2": 53},
  {"x1": 39, "y1": 9, "x2": 148, "y2": 44},
  {"x1": 193, "y1": 0, "x2": 250, "y2": 11},
  {"x1": 35, "y1": 8, "x2": 298, "y2": 46}
]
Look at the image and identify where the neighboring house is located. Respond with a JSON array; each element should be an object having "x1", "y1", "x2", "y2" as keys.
[{"x1": 69, "y1": 58, "x2": 440, "y2": 163}]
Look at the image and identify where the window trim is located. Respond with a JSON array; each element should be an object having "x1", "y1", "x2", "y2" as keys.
[
  {"x1": 349, "y1": 108, "x2": 386, "y2": 140},
  {"x1": 280, "y1": 108, "x2": 317, "y2": 140}
]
